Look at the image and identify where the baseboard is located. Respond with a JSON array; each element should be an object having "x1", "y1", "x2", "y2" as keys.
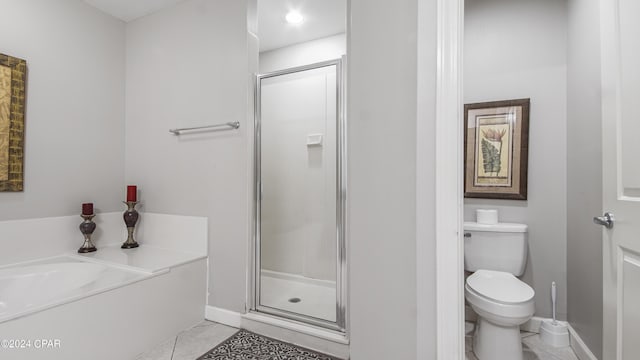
[
  {"x1": 520, "y1": 316, "x2": 545, "y2": 333},
  {"x1": 567, "y1": 324, "x2": 598, "y2": 360},
  {"x1": 205, "y1": 305, "x2": 242, "y2": 328},
  {"x1": 518, "y1": 317, "x2": 597, "y2": 360}
]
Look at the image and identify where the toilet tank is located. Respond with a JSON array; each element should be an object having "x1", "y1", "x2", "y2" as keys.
[{"x1": 464, "y1": 222, "x2": 528, "y2": 276}]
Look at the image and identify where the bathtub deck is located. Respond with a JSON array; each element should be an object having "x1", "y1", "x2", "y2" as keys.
[{"x1": 74, "y1": 244, "x2": 206, "y2": 273}]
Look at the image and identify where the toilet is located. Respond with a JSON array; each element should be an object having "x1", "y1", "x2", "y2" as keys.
[{"x1": 464, "y1": 221, "x2": 535, "y2": 360}]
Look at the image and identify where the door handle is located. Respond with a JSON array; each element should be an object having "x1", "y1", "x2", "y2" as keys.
[{"x1": 593, "y1": 212, "x2": 614, "y2": 229}]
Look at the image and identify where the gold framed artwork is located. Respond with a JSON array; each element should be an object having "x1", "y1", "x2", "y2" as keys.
[
  {"x1": 0, "y1": 53, "x2": 26, "y2": 192},
  {"x1": 464, "y1": 99, "x2": 529, "y2": 200}
]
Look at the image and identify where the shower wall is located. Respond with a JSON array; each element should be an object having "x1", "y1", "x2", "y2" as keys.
[
  {"x1": 260, "y1": 66, "x2": 338, "y2": 281},
  {"x1": 259, "y1": 34, "x2": 346, "y2": 74}
]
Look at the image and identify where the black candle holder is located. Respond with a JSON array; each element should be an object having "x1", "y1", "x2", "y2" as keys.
[
  {"x1": 78, "y1": 214, "x2": 97, "y2": 253},
  {"x1": 121, "y1": 201, "x2": 140, "y2": 249}
]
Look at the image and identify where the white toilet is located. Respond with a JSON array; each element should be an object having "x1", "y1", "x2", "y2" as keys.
[{"x1": 464, "y1": 221, "x2": 535, "y2": 360}]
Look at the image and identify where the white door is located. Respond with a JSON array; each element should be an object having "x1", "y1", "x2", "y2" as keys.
[{"x1": 600, "y1": 0, "x2": 640, "y2": 359}]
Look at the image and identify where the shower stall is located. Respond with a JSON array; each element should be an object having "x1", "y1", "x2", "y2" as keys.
[{"x1": 252, "y1": 58, "x2": 346, "y2": 332}]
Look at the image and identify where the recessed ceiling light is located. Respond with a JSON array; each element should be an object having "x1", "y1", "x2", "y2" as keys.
[{"x1": 285, "y1": 11, "x2": 304, "y2": 25}]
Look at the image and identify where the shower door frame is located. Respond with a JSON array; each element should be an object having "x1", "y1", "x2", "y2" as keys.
[{"x1": 251, "y1": 58, "x2": 348, "y2": 333}]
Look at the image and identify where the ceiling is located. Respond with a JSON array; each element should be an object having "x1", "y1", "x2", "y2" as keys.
[
  {"x1": 82, "y1": 0, "x2": 346, "y2": 52},
  {"x1": 82, "y1": 0, "x2": 188, "y2": 22},
  {"x1": 258, "y1": 0, "x2": 346, "y2": 52}
]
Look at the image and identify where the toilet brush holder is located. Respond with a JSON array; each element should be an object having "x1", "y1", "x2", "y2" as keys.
[
  {"x1": 540, "y1": 320, "x2": 570, "y2": 347},
  {"x1": 541, "y1": 281, "x2": 569, "y2": 347}
]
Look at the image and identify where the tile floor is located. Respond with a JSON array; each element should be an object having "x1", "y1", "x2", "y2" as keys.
[
  {"x1": 135, "y1": 321, "x2": 238, "y2": 360},
  {"x1": 465, "y1": 330, "x2": 580, "y2": 360},
  {"x1": 138, "y1": 320, "x2": 579, "y2": 360}
]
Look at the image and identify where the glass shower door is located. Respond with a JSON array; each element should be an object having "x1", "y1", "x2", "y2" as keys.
[{"x1": 255, "y1": 59, "x2": 345, "y2": 331}]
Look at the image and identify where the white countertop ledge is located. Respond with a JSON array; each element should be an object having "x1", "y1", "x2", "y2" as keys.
[{"x1": 71, "y1": 244, "x2": 206, "y2": 273}]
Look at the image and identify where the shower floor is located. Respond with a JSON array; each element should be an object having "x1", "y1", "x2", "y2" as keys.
[{"x1": 260, "y1": 271, "x2": 336, "y2": 322}]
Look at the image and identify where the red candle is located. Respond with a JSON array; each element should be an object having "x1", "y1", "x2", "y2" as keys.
[
  {"x1": 82, "y1": 203, "x2": 93, "y2": 215},
  {"x1": 126, "y1": 185, "x2": 137, "y2": 202}
]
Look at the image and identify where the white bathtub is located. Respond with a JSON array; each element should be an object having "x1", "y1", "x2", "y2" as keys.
[
  {"x1": 0, "y1": 245, "x2": 206, "y2": 360},
  {"x1": 0, "y1": 258, "x2": 145, "y2": 324},
  {"x1": 0, "y1": 261, "x2": 108, "y2": 319},
  {"x1": 0, "y1": 263, "x2": 107, "y2": 308}
]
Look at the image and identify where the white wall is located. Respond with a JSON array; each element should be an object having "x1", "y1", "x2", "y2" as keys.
[
  {"x1": 125, "y1": 0, "x2": 252, "y2": 313},
  {"x1": 0, "y1": 0, "x2": 126, "y2": 220},
  {"x1": 464, "y1": 0, "x2": 568, "y2": 320},
  {"x1": 259, "y1": 33, "x2": 346, "y2": 74},
  {"x1": 416, "y1": 0, "x2": 438, "y2": 358},
  {"x1": 260, "y1": 67, "x2": 337, "y2": 281},
  {"x1": 349, "y1": 0, "x2": 437, "y2": 358},
  {"x1": 566, "y1": 0, "x2": 603, "y2": 357}
]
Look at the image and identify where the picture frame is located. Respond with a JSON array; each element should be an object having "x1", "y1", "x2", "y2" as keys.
[
  {"x1": 0, "y1": 53, "x2": 26, "y2": 192},
  {"x1": 464, "y1": 98, "x2": 529, "y2": 200}
]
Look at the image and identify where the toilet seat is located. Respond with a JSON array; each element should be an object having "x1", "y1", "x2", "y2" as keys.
[
  {"x1": 466, "y1": 269, "x2": 534, "y2": 304},
  {"x1": 465, "y1": 269, "x2": 535, "y2": 327}
]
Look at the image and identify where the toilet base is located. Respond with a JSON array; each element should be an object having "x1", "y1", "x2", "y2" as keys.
[{"x1": 473, "y1": 317, "x2": 523, "y2": 360}]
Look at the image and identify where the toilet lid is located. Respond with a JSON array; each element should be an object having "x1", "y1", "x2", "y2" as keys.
[{"x1": 467, "y1": 270, "x2": 534, "y2": 304}]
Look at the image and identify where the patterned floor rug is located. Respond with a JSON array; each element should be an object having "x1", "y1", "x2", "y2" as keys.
[{"x1": 197, "y1": 330, "x2": 341, "y2": 360}]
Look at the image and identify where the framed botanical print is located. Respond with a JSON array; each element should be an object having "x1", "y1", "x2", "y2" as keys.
[
  {"x1": 0, "y1": 53, "x2": 26, "y2": 192},
  {"x1": 464, "y1": 99, "x2": 529, "y2": 200}
]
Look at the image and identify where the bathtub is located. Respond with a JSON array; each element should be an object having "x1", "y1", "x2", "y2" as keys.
[
  {"x1": 0, "y1": 245, "x2": 206, "y2": 360},
  {"x1": 0, "y1": 259, "x2": 143, "y2": 323}
]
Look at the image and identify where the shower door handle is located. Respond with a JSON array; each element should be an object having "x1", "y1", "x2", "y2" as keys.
[{"x1": 593, "y1": 212, "x2": 614, "y2": 229}]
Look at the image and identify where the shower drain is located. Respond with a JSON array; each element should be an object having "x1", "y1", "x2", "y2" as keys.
[{"x1": 288, "y1": 297, "x2": 302, "y2": 303}]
